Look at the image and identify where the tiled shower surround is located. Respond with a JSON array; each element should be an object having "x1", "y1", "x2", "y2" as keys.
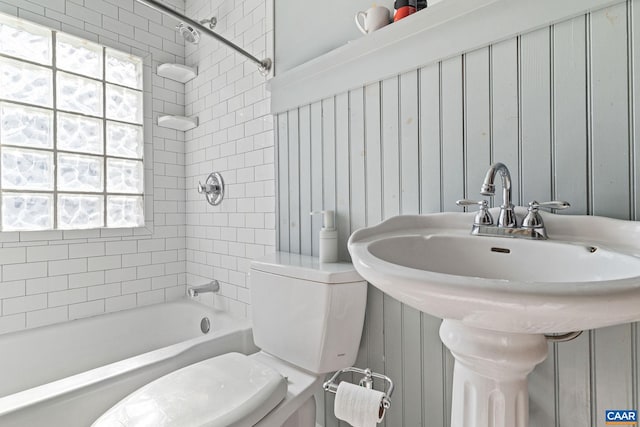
[
  {"x1": 0, "y1": 0, "x2": 274, "y2": 331},
  {"x1": 184, "y1": 0, "x2": 275, "y2": 318},
  {"x1": 0, "y1": 0, "x2": 189, "y2": 333}
]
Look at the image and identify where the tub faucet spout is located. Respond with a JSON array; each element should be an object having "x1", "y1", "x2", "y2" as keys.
[
  {"x1": 480, "y1": 162, "x2": 516, "y2": 228},
  {"x1": 188, "y1": 280, "x2": 220, "y2": 297}
]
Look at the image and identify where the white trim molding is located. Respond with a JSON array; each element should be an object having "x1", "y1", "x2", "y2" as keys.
[{"x1": 268, "y1": 0, "x2": 624, "y2": 114}]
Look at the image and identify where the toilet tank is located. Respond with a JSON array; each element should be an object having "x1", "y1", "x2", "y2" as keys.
[{"x1": 249, "y1": 252, "x2": 367, "y2": 374}]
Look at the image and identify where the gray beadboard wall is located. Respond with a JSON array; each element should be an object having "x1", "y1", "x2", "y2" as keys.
[{"x1": 276, "y1": 1, "x2": 640, "y2": 426}]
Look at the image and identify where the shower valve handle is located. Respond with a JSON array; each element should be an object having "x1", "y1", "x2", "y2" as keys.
[{"x1": 198, "y1": 172, "x2": 225, "y2": 206}]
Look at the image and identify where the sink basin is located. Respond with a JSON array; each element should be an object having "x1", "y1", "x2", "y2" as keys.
[
  {"x1": 368, "y1": 234, "x2": 640, "y2": 282},
  {"x1": 349, "y1": 208, "x2": 640, "y2": 427},
  {"x1": 348, "y1": 207, "x2": 640, "y2": 334}
]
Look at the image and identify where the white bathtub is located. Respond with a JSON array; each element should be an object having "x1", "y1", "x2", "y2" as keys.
[{"x1": 0, "y1": 299, "x2": 256, "y2": 427}]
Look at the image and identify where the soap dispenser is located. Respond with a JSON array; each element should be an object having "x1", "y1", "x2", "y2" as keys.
[{"x1": 310, "y1": 210, "x2": 338, "y2": 263}]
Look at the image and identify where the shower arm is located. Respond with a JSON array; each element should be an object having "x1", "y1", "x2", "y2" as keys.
[{"x1": 134, "y1": 0, "x2": 272, "y2": 75}]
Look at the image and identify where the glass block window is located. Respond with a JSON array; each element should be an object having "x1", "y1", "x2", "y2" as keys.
[{"x1": 0, "y1": 12, "x2": 144, "y2": 231}]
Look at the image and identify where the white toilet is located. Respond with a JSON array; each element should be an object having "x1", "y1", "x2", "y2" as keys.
[{"x1": 93, "y1": 252, "x2": 367, "y2": 427}]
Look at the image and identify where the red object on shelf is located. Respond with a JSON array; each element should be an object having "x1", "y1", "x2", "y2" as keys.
[
  {"x1": 394, "y1": 6, "x2": 416, "y2": 21},
  {"x1": 393, "y1": 0, "x2": 417, "y2": 22}
]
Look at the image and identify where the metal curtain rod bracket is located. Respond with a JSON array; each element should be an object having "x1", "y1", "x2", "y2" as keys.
[{"x1": 134, "y1": 0, "x2": 272, "y2": 75}]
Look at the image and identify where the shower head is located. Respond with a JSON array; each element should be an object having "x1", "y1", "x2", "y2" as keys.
[
  {"x1": 199, "y1": 17, "x2": 217, "y2": 29},
  {"x1": 176, "y1": 22, "x2": 200, "y2": 44}
]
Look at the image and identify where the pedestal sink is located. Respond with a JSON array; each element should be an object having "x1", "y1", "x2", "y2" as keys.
[{"x1": 347, "y1": 208, "x2": 640, "y2": 427}]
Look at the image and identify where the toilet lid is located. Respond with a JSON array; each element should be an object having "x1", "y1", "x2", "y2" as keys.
[{"x1": 92, "y1": 352, "x2": 288, "y2": 427}]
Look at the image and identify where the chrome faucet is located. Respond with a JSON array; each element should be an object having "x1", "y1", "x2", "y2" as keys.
[
  {"x1": 188, "y1": 280, "x2": 220, "y2": 297},
  {"x1": 457, "y1": 162, "x2": 570, "y2": 240},
  {"x1": 480, "y1": 162, "x2": 517, "y2": 228}
]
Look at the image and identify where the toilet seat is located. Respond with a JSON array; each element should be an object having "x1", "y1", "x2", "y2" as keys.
[{"x1": 92, "y1": 352, "x2": 287, "y2": 427}]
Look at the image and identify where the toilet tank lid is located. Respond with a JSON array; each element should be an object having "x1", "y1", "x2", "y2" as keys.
[{"x1": 250, "y1": 252, "x2": 364, "y2": 284}]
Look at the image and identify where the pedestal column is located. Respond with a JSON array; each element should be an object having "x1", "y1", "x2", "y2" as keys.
[{"x1": 439, "y1": 320, "x2": 549, "y2": 427}]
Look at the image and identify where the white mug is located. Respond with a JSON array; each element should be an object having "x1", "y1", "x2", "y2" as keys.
[{"x1": 355, "y1": 6, "x2": 391, "y2": 35}]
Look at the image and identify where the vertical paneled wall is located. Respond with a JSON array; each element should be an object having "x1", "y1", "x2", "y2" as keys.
[{"x1": 277, "y1": 2, "x2": 640, "y2": 425}]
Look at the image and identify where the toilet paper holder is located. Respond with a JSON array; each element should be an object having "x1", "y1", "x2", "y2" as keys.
[{"x1": 322, "y1": 367, "x2": 394, "y2": 410}]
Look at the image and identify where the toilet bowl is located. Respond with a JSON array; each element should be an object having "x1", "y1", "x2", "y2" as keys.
[{"x1": 92, "y1": 252, "x2": 367, "y2": 427}]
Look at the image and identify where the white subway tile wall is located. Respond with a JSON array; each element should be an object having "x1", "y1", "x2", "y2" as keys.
[
  {"x1": 184, "y1": 0, "x2": 275, "y2": 318},
  {"x1": 0, "y1": 0, "x2": 188, "y2": 334}
]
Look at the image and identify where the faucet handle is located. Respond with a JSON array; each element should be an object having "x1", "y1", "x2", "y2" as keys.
[
  {"x1": 522, "y1": 200, "x2": 570, "y2": 229},
  {"x1": 528, "y1": 200, "x2": 571, "y2": 211},
  {"x1": 456, "y1": 199, "x2": 493, "y2": 226},
  {"x1": 456, "y1": 199, "x2": 488, "y2": 208}
]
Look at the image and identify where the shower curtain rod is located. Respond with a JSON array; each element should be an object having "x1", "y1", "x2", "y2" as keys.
[{"x1": 134, "y1": 0, "x2": 272, "y2": 75}]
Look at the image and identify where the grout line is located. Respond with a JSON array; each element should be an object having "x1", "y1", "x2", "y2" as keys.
[
  {"x1": 462, "y1": 53, "x2": 467, "y2": 200},
  {"x1": 627, "y1": 0, "x2": 636, "y2": 221},
  {"x1": 550, "y1": 26, "x2": 556, "y2": 201},
  {"x1": 398, "y1": 76, "x2": 402, "y2": 214},
  {"x1": 517, "y1": 35, "x2": 523, "y2": 206},
  {"x1": 380, "y1": 81, "x2": 386, "y2": 220},
  {"x1": 417, "y1": 68, "x2": 422, "y2": 214},
  {"x1": 589, "y1": 329, "x2": 597, "y2": 427},
  {"x1": 296, "y1": 107, "x2": 301, "y2": 254},
  {"x1": 488, "y1": 44, "x2": 494, "y2": 165},
  {"x1": 438, "y1": 62, "x2": 444, "y2": 213},
  {"x1": 627, "y1": 0, "x2": 639, "y2": 410},
  {"x1": 586, "y1": 12, "x2": 594, "y2": 217}
]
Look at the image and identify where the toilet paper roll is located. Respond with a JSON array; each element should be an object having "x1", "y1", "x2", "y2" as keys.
[{"x1": 334, "y1": 381, "x2": 386, "y2": 427}]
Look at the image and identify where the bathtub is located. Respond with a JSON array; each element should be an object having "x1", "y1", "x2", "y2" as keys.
[{"x1": 0, "y1": 299, "x2": 257, "y2": 427}]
